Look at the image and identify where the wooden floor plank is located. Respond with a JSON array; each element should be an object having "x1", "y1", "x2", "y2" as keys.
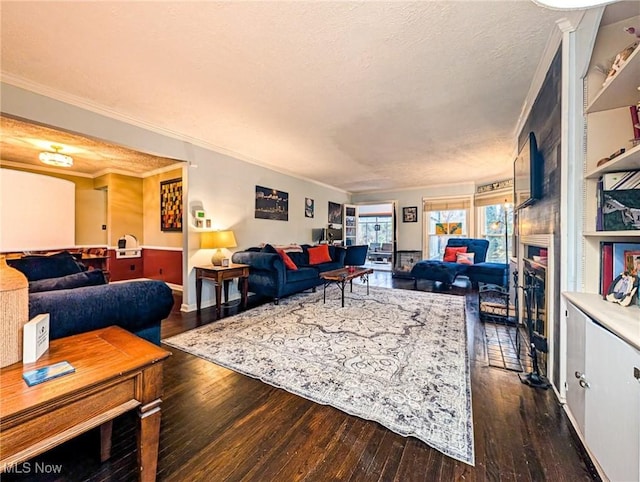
[{"x1": 2, "y1": 273, "x2": 599, "y2": 482}]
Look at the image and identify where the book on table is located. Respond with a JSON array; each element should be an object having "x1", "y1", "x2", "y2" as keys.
[{"x1": 22, "y1": 361, "x2": 75, "y2": 387}]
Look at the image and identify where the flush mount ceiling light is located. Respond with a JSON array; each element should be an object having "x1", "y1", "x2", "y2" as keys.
[
  {"x1": 39, "y1": 145, "x2": 73, "y2": 168},
  {"x1": 532, "y1": 0, "x2": 618, "y2": 9}
]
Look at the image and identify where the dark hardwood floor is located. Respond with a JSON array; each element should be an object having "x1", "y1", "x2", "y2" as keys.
[{"x1": 4, "y1": 272, "x2": 599, "y2": 482}]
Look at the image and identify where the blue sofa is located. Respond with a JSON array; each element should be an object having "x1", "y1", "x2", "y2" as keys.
[
  {"x1": 231, "y1": 244, "x2": 346, "y2": 303},
  {"x1": 411, "y1": 238, "x2": 508, "y2": 288},
  {"x1": 8, "y1": 252, "x2": 174, "y2": 345}
]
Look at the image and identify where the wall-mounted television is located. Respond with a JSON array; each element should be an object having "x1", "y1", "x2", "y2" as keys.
[{"x1": 514, "y1": 131, "x2": 543, "y2": 210}]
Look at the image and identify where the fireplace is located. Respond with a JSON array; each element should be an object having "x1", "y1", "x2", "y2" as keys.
[{"x1": 517, "y1": 234, "x2": 554, "y2": 388}]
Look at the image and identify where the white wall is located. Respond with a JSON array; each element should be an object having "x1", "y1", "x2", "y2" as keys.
[
  {"x1": 185, "y1": 144, "x2": 349, "y2": 309},
  {"x1": 1, "y1": 83, "x2": 348, "y2": 310},
  {"x1": 352, "y1": 183, "x2": 475, "y2": 251},
  {"x1": 0, "y1": 169, "x2": 75, "y2": 251}
]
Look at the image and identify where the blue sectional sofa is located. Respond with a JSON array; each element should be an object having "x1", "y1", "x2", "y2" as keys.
[
  {"x1": 410, "y1": 238, "x2": 508, "y2": 288},
  {"x1": 8, "y1": 251, "x2": 174, "y2": 345},
  {"x1": 231, "y1": 244, "x2": 346, "y2": 303}
]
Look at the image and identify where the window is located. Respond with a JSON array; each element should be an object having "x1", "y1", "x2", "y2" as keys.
[
  {"x1": 358, "y1": 215, "x2": 392, "y2": 247},
  {"x1": 427, "y1": 210, "x2": 467, "y2": 260},
  {"x1": 478, "y1": 203, "x2": 513, "y2": 263},
  {"x1": 423, "y1": 197, "x2": 471, "y2": 261}
]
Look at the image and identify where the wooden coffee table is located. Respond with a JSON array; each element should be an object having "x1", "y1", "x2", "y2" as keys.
[
  {"x1": 320, "y1": 267, "x2": 374, "y2": 307},
  {"x1": 0, "y1": 326, "x2": 171, "y2": 481}
]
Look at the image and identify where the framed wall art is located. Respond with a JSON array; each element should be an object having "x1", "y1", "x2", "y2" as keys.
[
  {"x1": 160, "y1": 178, "x2": 183, "y2": 232},
  {"x1": 328, "y1": 201, "x2": 343, "y2": 224},
  {"x1": 305, "y1": 198, "x2": 314, "y2": 218},
  {"x1": 255, "y1": 185, "x2": 289, "y2": 221},
  {"x1": 403, "y1": 206, "x2": 418, "y2": 223}
]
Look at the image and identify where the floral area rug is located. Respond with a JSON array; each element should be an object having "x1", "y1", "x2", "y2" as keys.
[{"x1": 163, "y1": 286, "x2": 474, "y2": 465}]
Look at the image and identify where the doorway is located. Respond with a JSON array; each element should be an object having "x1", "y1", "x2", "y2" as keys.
[{"x1": 356, "y1": 202, "x2": 396, "y2": 272}]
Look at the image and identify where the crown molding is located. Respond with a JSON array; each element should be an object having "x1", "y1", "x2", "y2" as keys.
[{"x1": 142, "y1": 162, "x2": 186, "y2": 179}]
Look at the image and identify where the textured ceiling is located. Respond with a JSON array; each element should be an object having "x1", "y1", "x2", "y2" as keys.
[
  {"x1": 0, "y1": 116, "x2": 181, "y2": 176},
  {"x1": 0, "y1": 1, "x2": 581, "y2": 191}
]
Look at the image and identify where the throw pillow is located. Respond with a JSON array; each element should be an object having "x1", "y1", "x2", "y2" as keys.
[
  {"x1": 443, "y1": 246, "x2": 467, "y2": 262},
  {"x1": 261, "y1": 243, "x2": 278, "y2": 254},
  {"x1": 28, "y1": 269, "x2": 107, "y2": 293},
  {"x1": 308, "y1": 245, "x2": 332, "y2": 265},
  {"x1": 276, "y1": 248, "x2": 298, "y2": 270},
  {"x1": 456, "y1": 252, "x2": 475, "y2": 265},
  {"x1": 8, "y1": 251, "x2": 84, "y2": 281}
]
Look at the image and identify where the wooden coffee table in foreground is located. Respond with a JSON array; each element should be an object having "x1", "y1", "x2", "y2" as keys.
[
  {"x1": 0, "y1": 326, "x2": 171, "y2": 482},
  {"x1": 320, "y1": 267, "x2": 374, "y2": 307}
]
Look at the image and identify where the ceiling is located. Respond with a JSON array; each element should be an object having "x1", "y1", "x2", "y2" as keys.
[
  {"x1": 0, "y1": 115, "x2": 181, "y2": 177},
  {"x1": 0, "y1": 1, "x2": 623, "y2": 191}
]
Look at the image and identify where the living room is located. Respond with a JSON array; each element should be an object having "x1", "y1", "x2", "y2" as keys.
[{"x1": 1, "y1": 1, "x2": 639, "y2": 481}]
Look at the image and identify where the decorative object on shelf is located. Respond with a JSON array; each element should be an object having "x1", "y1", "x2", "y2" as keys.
[
  {"x1": 202, "y1": 230, "x2": 237, "y2": 266},
  {"x1": 327, "y1": 201, "x2": 342, "y2": 224},
  {"x1": 39, "y1": 144, "x2": 73, "y2": 168},
  {"x1": 596, "y1": 147, "x2": 626, "y2": 167},
  {"x1": 305, "y1": 198, "x2": 314, "y2": 218},
  {"x1": 600, "y1": 171, "x2": 640, "y2": 231},
  {"x1": 624, "y1": 250, "x2": 640, "y2": 276},
  {"x1": 160, "y1": 177, "x2": 183, "y2": 232},
  {"x1": 0, "y1": 255, "x2": 28, "y2": 368},
  {"x1": 603, "y1": 42, "x2": 637, "y2": 87},
  {"x1": 194, "y1": 209, "x2": 206, "y2": 221},
  {"x1": 402, "y1": 206, "x2": 418, "y2": 223},
  {"x1": 605, "y1": 272, "x2": 638, "y2": 307},
  {"x1": 255, "y1": 185, "x2": 288, "y2": 221}
]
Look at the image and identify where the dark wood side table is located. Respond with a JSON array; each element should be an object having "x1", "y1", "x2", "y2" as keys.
[
  {"x1": 0, "y1": 326, "x2": 171, "y2": 482},
  {"x1": 195, "y1": 263, "x2": 250, "y2": 316}
]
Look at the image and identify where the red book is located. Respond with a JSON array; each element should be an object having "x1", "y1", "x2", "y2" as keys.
[
  {"x1": 630, "y1": 105, "x2": 640, "y2": 140},
  {"x1": 601, "y1": 242, "x2": 614, "y2": 298}
]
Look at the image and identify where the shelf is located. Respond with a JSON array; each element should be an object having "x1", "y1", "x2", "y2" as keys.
[
  {"x1": 586, "y1": 44, "x2": 640, "y2": 114},
  {"x1": 585, "y1": 143, "x2": 640, "y2": 179},
  {"x1": 563, "y1": 292, "x2": 640, "y2": 351},
  {"x1": 584, "y1": 230, "x2": 640, "y2": 238}
]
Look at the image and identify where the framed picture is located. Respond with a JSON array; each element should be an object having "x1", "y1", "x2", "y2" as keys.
[
  {"x1": 328, "y1": 202, "x2": 342, "y2": 224},
  {"x1": 403, "y1": 206, "x2": 418, "y2": 223},
  {"x1": 255, "y1": 185, "x2": 289, "y2": 221},
  {"x1": 624, "y1": 250, "x2": 640, "y2": 276},
  {"x1": 160, "y1": 178, "x2": 183, "y2": 232},
  {"x1": 305, "y1": 198, "x2": 314, "y2": 218}
]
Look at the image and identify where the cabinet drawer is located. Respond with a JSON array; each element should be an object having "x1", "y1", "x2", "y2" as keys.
[{"x1": 0, "y1": 378, "x2": 137, "y2": 462}]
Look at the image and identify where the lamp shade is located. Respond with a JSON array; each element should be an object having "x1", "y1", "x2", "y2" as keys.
[{"x1": 201, "y1": 230, "x2": 237, "y2": 249}]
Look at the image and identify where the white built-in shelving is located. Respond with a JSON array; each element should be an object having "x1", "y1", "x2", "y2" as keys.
[{"x1": 562, "y1": 11, "x2": 640, "y2": 482}]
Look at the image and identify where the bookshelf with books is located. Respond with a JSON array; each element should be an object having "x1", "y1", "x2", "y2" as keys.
[
  {"x1": 343, "y1": 204, "x2": 358, "y2": 246},
  {"x1": 577, "y1": 12, "x2": 640, "y2": 319},
  {"x1": 562, "y1": 12, "x2": 640, "y2": 482}
]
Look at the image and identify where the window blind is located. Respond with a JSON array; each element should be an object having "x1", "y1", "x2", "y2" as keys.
[
  {"x1": 474, "y1": 190, "x2": 513, "y2": 207},
  {"x1": 423, "y1": 198, "x2": 471, "y2": 212}
]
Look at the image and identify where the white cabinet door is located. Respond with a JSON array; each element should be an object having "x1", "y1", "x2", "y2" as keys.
[
  {"x1": 585, "y1": 321, "x2": 640, "y2": 482},
  {"x1": 565, "y1": 303, "x2": 587, "y2": 435}
]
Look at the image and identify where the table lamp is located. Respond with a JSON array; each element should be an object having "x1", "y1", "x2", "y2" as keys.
[{"x1": 202, "y1": 230, "x2": 237, "y2": 266}]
